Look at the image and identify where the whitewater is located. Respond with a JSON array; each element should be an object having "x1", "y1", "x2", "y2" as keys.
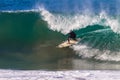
[
  {"x1": 0, "y1": 69, "x2": 120, "y2": 80},
  {"x1": 39, "y1": 7, "x2": 120, "y2": 34}
]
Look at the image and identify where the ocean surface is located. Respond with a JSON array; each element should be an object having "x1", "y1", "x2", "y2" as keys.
[{"x1": 0, "y1": 0, "x2": 120, "y2": 79}]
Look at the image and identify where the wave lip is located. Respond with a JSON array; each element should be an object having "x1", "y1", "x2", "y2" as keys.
[{"x1": 39, "y1": 7, "x2": 120, "y2": 34}]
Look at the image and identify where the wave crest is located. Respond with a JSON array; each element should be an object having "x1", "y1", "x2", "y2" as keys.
[{"x1": 39, "y1": 7, "x2": 120, "y2": 34}]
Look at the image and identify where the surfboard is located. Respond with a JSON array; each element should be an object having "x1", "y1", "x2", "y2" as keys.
[{"x1": 57, "y1": 39, "x2": 78, "y2": 48}]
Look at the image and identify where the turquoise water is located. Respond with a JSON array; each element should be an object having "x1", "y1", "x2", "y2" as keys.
[{"x1": 0, "y1": 11, "x2": 74, "y2": 70}]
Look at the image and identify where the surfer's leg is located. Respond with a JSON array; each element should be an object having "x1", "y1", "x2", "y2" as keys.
[{"x1": 68, "y1": 38, "x2": 71, "y2": 44}]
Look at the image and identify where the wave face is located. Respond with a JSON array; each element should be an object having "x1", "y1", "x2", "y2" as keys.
[{"x1": 0, "y1": 11, "x2": 68, "y2": 70}]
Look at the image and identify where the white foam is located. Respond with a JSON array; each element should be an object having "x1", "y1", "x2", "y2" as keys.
[
  {"x1": 72, "y1": 44, "x2": 120, "y2": 61},
  {"x1": 0, "y1": 69, "x2": 120, "y2": 80},
  {"x1": 39, "y1": 7, "x2": 120, "y2": 34}
]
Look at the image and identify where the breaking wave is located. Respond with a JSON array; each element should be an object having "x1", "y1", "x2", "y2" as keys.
[{"x1": 39, "y1": 7, "x2": 120, "y2": 62}]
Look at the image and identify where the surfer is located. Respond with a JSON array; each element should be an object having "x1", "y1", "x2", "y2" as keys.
[
  {"x1": 68, "y1": 31, "x2": 77, "y2": 44},
  {"x1": 58, "y1": 31, "x2": 78, "y2": 48}
]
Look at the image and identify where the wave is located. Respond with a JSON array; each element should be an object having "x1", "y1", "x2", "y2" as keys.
[
  {"x1": 39, "y1": 7, "x2": 120, "y2": 62},
  {"x1": 1, "y1": 0, "x2": 120, "y2": 70},
  {"x1": 1, "y1": 6, "x2": 120, "y2": 62}
]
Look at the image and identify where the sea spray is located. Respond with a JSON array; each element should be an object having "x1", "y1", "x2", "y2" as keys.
[{"x1": 39, "y1": 7, "x2": 120, "y2": 34}]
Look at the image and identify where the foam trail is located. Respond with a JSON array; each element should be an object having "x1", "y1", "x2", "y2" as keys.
[
  {"x1": 39, "y1": 7, "x2": 120, "y2": 34},
  {"x1": 72, "y1": 44, "x2": 120, "y2": 61}
]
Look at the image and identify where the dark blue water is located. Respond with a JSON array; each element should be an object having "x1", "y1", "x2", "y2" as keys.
[
  {"x1": 0, "y1": 0, "x2": 120, "y2": 15},
  {"x1": 38, "y1": 0, "x2": 119, "y2": 15},
  {"x1": 0, "y1": 0, "x2": 35, "y2": 10}
]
